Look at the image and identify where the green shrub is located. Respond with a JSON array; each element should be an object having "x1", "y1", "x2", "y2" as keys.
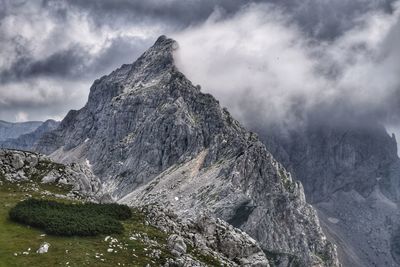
[{"x1": 9, "y1": 198, "x2": 132, "y2": 236}]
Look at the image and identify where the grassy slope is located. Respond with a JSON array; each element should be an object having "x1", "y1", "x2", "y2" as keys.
[{"x1": 0, "y1": 179, "x2": 176, "y2": 267}]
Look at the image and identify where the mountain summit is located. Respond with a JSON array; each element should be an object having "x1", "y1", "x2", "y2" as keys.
[{"x1": 36, "y1": 36, "x2": 339, "y2": 266}]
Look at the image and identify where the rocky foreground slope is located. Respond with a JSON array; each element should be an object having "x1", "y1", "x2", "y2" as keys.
[
  {"x1": 35, "y1": 36, "x2": 339, "y2": 266},
  {"x1": 0, "y1": 149, "x2": 271, "y2": 266},
  {"x1": 259, "y1": 122, "x2": 400, "y2": 266}
]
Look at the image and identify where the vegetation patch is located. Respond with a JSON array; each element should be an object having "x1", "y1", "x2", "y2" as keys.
[
  {"x1": 187, "y1": 244, "x2": 222, "y2": 266},
  {"x1": 279, "y1": 169, "x2": 295, "y2": 193},
  {"x1": 9, "y1": 198, "x2": 132, "y2": 236},
  {"x1": 0, "y1": 180, "x2": 175, "y2": 266}
]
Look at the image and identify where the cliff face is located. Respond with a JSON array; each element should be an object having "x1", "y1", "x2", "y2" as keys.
[
  {"x1": 261, "y1": 123, "x2": 400, "y2": 203},
  {"x1": 259, "y1": 122, "x2": 400, "y2": 266},
  {"x1": 35, "y1": 36, "x2": 339, "y2": 266}
]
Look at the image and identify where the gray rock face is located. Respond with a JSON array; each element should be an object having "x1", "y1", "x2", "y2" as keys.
[
  {"x1": 35, "y1": 36, "x2": 338, "y2": 266},
  {"x1": 1, "y1": 120, "x2": 60, "y2": 151},
  {"x1": 167, "y1": 234, "x2": 187, "y2": 257},
  {"x1": 0, "y1": 149, "x2": 101, "y2": 197},
  {"x1": 259, "y1": 123, "x2": 400, "y2": 266},
  {"x1": 0, "y1": 120, "x2": 42, "y2": 141},
  {"x1": 143, "y1": 205, "x2": 269, "y2": 267},
  {"x1": 260, "y1": 123, "x2": 400, "y2": 203}
]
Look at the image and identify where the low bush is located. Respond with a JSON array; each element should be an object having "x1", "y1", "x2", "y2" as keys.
[{"x1": 9, "y1": 198, "x2": 132, "y2": 236}]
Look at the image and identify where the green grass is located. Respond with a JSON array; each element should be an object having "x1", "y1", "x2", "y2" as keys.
[
  {"x1": 315, "y1": 252, "x2": 331, "y2": 264},
  {"x1": 0, "y1": 173, "x2": 224, "y2": 266},
  {"x1": 187, "y1": 244, "x2": 222, "y2": 266},
  {"x1": 0, "y1": 178, "x2": 176, "y2": 266}
]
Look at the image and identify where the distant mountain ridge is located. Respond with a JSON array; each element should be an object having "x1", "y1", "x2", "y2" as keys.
[
  {"x1": 0, "y1": 120, "x2": 42, "y2": 141},
  {"x1": 35, "y1": 36, "x2": 339, "y2": 266},
  {"x1": 0, "y1": 120, "x2": 59, "y2": 151}
]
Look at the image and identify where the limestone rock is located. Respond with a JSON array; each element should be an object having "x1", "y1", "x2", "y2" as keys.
[
  {"x1": 0, "y1": 149, "x2": 101, "y2": 198},
  {"x1": 143, "y1": 205, "x2": 270, "y2": 266},
  {"x1": 167, "y1": 234, "x2": 187, "y2": 257}
]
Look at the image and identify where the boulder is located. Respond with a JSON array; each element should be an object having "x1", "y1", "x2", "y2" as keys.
[
  {"x1": 167, "y1": 234, "x2": 187, "y2": 257},
  {"x1": 36, "y1": 242, "x2": 50, "y2": 254}
]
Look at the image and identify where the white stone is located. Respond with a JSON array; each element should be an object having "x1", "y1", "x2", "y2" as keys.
[{"x1": 36, "y1": 242, "x2": 50, "y2": 254}]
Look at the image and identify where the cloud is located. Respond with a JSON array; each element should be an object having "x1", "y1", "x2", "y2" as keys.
[
  {"x1": 174, "y1": 2, "x2": 400, "y2": 131},
  {"x1": 66, "y1": 0, "x2": 259, "y2": 29},
  {"x1": 15, "y1": 111, "x2": 29, "y2": 123},
  {"x1": 0, "y1": 0, "x2": 158, "y2": 121},
  {"x1": 270, "y1": 0, "x2": 396, "y2": 39},
  {"x1": 0, "y1": 37, "x2": 152, "y2": 82},
  {"x1": 65, "y1": 0, "x2": 398, "y2": 39},
  {"x1": 0, "y1": 0, "x2": 399, "y2": 123},
  {"x1": 0, "y1": 77, "x2": 91, "y2": 121}
]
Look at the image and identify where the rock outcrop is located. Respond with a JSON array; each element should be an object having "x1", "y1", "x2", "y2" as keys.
[
  {"x1": 167, "y1": 234, "x2": 187, "y2": 257},
  {"x1": 144, "y1": 205, "x2": 270, "y2": 266},
  {"x1": 35, "y1": 36, "x2": 339, "y2": 266},
  {"x1": 0, "y1": 149, "x2": 101, "y2": 198}
]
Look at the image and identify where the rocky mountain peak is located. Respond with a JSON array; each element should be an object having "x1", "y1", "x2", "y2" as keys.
[
  {"x1": 35, "y1": 36, "x2": 339, "y2": 266},
  {"x1": 87, "y1": 35, "x2": 179, "y2": 109},
  {"x1": 144, "y1": 34, "x2": 178, "y2": 60},
  {"x1": 122, "y1": 34, "x2": 178, "y2": 85}
]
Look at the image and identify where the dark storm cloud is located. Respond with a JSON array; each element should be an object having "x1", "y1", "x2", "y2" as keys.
[
  {"x1": 0, "y1": 37, "x2": 151, "y2": 83},
  {"x1": 65, "y1": 0, "x2": 259, "y2": 28},
  {"x1": 275, "y1": 0, "x2": 396, "y2": 39},
  {"x1": 1, "y1": 0, "x2": 391, "y2": 86},
  {"x1": 89, "y1": 36, "x2": 152, "y2": 76},
  {"x1": 0, "y1": 45, "x2": 87, "y2": 83},
  {"x1": 0, "y1": 0, "x2": 399, "y2": 122},
  {"x1": 175, "y1": 2, "x2": 400, "y2": 133},
  {"x1": 64, "y1": 0, "x2": 397, "y2": 39},
  {"x1": 3, "y1": 0, "x2": 397, "y2": 81}
]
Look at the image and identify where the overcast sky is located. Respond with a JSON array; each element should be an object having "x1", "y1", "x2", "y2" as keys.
[{"x1": 1, "y1": 0, "x2": 399, "y2": 134}]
